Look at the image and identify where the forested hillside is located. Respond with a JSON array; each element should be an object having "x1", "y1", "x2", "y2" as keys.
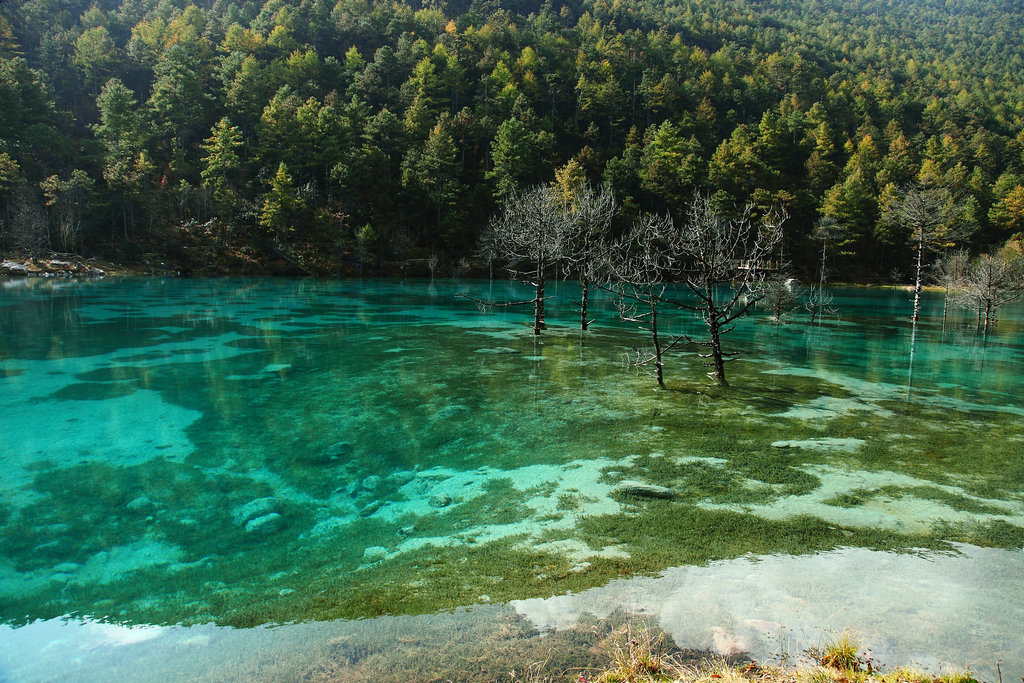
[{"x1": 1, "y1": 0, "x2": 1022, "y2": 276}]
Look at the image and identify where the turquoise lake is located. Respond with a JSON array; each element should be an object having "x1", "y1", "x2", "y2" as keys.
[{"x1": 0, "y1": 277, "x2": 1022, "y2": 681}]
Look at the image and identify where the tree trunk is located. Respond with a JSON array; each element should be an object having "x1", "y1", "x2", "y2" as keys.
[
  {"x1": 708, "y1": 311, "x2": 727, "y2": 385},
  {"x1": 984, "y1": 300, "x2": 992, "y2": 333},
  {"x1": 649, "y1": 294, "x2": 665, "y2": 389},
  {"x1": 819, "y1": 239, "x2": 827, "y2": 288},
  {"x1": 580, "y1": 276, "x2": 590, "y2": 330},
  {"x1": 533, "y1": 275, "x2": 546, "y2": 334},
  {"x1": 912, "y1": 229, "x2": 924, "y2": 324},
  {"x1": 942, "y1": 284, "x2": 949, "y2": 327}
]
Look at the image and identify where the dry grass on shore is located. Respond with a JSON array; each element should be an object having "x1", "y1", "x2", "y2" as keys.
[{"x1": 511, "y1": 625, "x2": 982, "y2": 683}]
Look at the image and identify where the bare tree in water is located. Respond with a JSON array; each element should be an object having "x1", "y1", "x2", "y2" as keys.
[
  {"x1": 561, "y1": 183, "x2": 617, "y2": 330},
  {"x1": 957, "y1": 252, "x2": 1024, "y2": 333},
  {"x1": 676, "y1": 194, "x2": 785, "y2": 384},
  {"x1": 883, "y1": 181, "x2": 971, "y2": 323},
  {"x1": 803, "y1": 286, "x2": 836, "y2": 324},
  {"x1": 606, "y1": 194, "x2": 785, "y2": 387},
  {"x1": 810, "y1": 216, "x2": 846, "y2": 289},
  {"x1": 459, "y1": 185, "x2": 568, "y2": 334},
  {"x1": 804, "y1": 216, "x2": 845, "y2": 323},
  {"x1": 930, "y1": 248, "x2": 971, "y2": 326},
  {"x1": 605, "y1": 212, "x2": 681, "y2": 388},
  {"x1": 762, "y1": 267, "x2": 803, "y2": 323}
]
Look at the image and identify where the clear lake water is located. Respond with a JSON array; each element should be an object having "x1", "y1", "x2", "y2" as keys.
[{"x1": 0, "y1": 276, "x2": 1022, "y2": 681}]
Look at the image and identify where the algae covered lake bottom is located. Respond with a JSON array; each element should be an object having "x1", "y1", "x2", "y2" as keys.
[{"x1": 0, "y1": 277, "x2": 1022, "y2": 681}]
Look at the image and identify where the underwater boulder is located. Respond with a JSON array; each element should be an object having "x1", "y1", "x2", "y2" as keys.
[
  {"x1": 614, "y1": 480, "x2": 674, "y2": 499},
  {"x1": 327, "y1": 441, "x2": 353, "y2": 456},
  {"x1": 362, "y1": 545, "x2": 388, "y2": 563},
  {"x1": 234, "y1": 497, "x2": 280, "y2": 526},
  {"x1": 126, "y1": 495, "x2": 156, "y2": 513},
  {"x1": 245, "y1": 512, "x2": 283, "y2": 535}
]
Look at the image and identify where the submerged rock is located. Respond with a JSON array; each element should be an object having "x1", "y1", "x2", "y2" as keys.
[
  {"x1": 234, "y1": 497, "x2": 279, "y2": 526},
  {"x1": 389, "y1": 470, "x2": 415, "y2": 486},
  {"x1": 359, "y1": 500, "x2": 383, "y2": 516},
  {"x1": 361, "y1": 475, "x2": 382, "y2": 491},
  {"x1": 435, "y1": 404, "x2": 470, "y2": 419},
  {"x1": 319, "y1": 441, "x2": 354, "y2": 461},
  {"x1": 299, "y1": 438, "x2": 356, "y2": 464},
  {"x1": 771, "y1": 438, "x2": 865, "y2": 452},
  {"x1": 429, "y1": 493, "x2": 453, "y2": 508},
  {"x1": 126, "y1": 495, "x2": 156, "y2": 512},
  {"x1": 245, "y1": 512, "x2": 283, "y2": 535},
  {"x1": 362, "y1": 545, "x2": 388, "y2": 563},
  {"x1": 614, "y1": 480, "x2": 675, "y2": 499}
]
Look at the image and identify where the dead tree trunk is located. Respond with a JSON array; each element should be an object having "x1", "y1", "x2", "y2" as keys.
[
  {"x1": 533, "y1": 275, "x2": 546, "y2": 334},
  {"x1": 707, "y1": 301, "x2": 727, "y2": 384},
  {"x1": 912, "y1": 228, "x2": 925, "y2": 324},
  {"x1": 650, "y1": 293, "x2": 665, "y2": 388},
  {"x1": 579, "y1": 275, "x2": 591, "y2": 330}
]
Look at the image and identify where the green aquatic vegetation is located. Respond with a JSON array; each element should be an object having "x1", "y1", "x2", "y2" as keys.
[
  {"x1": 901, "y1": 486, "x2": 1010, "y2": 515},
  {"x1": 557, "y1": 492, "x2": 583, "y2": 510},
  {"x1": 835, "y1": 403, "x2": 1024, "y2": 499},
  {"x1": 827, "y1": 484, "x2": 1015, "y2": 516},
  {"x1": 577, "y1": 503, "x2": 934, "y2": 573},
  {"x1": 932, "y1": 519, "x2": 1024, "y2": 548},
  {"x1": 730, "y1": 452, "x2": 822, "y2": 496},
  {"x1": 812, "y1": 631, "x2": 863, "y2": 671}
]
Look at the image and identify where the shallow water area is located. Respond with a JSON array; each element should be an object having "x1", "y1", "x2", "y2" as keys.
[
  {"x1": 1, "y1": 545, "x2": 1021, "y2": 682},
  {"x1": 1, "y1": 277, "x2": 1023, "y2": 680}
]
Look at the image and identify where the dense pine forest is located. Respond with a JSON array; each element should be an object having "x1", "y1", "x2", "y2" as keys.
[{"x1": 1, "y1": 0, "x2": 1023, "y2": 277}]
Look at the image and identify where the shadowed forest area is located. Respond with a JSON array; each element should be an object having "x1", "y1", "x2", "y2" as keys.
[{"x1": 1, "y1": 0, "x2": 1023, "y2": 278}]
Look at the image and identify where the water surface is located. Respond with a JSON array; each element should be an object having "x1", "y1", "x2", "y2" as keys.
[{"x1": 1, "y1": 277, "x2": 1022, "y2": 680}]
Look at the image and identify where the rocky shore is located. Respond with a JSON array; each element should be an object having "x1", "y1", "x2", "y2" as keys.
[{"x1": 1, "y1": 256, "x2": 109, "y2": 278}]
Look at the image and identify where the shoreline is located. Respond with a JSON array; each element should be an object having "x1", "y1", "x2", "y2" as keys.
[{"x1": 0, "y1": 251, "x2": 949, "y2": 289}]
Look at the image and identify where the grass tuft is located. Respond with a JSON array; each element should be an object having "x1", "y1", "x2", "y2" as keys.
[
  {"x1": 810, "y1": 631, "x2": 865, "y2": 672},
  {"x1": 594, "y1": 622, "x2": 679, "y2": 682}
]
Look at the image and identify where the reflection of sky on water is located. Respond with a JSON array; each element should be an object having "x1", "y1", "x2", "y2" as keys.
[
  {"x1": 514, "y1": 544, "x2": 1024, "y2": 677},
  {"x1": 2, "y1": 545, "x2": 1019, "y2": 682}
]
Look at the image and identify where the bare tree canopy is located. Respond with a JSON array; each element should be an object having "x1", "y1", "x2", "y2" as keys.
[
  {"x1": 606, "y1": 193, "x2": 785, "y2": 387},
  {"x1": 929, "y1": 248, "x2": 971, "y2": 325},
  {"x1": 882, "y1": 181, "x2": 973, "y2": 323},
  {"x1": 956, "y1": 252, "x2": 1024, "y2": 333},
  {"x1": 676, "y1": 194, "x2": 786, "y2": 384},
  {"x1": 561, "y1": 183, "x2": 617, "y2": 330},
  {"x1": 460, "y1": 185, "x2": 569, "y2": 334}
]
